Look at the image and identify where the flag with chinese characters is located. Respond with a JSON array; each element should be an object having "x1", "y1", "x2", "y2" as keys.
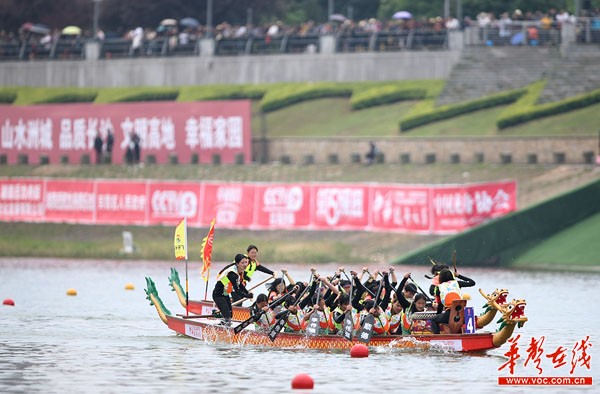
[
  {"x1": 174, "y1": 218, "x2": 187, "y2": 260},
  {"x1": 200, "y1": 218, "x2": 216, "y2": 282}
]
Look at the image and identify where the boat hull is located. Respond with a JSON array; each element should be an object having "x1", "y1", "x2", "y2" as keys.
[
  {"x1": 165, "y1": 315, "x2": 497, "y2": 352},
  {"x1": 187, "y1": 299, "x2": 250, "y2": 321}
]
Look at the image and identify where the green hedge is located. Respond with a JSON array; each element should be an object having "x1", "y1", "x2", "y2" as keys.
[
  {"x1": 0, "y1": 89, "x2": 18, "y2": 104},
  {"x1": 497, "y1": 86, "x2": 600, "y2": 129},
  {"x1": 94, "y1": 87, "x2": 180, "y2": 103},
  {"x1": 391, "y1": 178, "x2": 600, "y2": 267},
  {"x1": 177, "y1": 84, "x2": 269, "y2": 102},
  {"x1": 495, "y1": 80, "x2": 546, "y2": 129},
  {"x1": 260, "y1": 83, "x2": 353, "y2": 112},
  {"x1": 14, "y1": 88, "x2": 99, "y2": 105},
  {"x1": 350, "y1": 86, "x2": 426, "y2": 110},
  {"x1": 399, "y1": 88, "x2": 526, "y2": 132}
]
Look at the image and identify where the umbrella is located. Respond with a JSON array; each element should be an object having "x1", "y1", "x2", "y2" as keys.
[
  {"x1": 62, "y1": 25, "x2": 82, "y2": 35},
  {"x1": 179, "y1": 17, "x2": 200, "y2": 28},
  {"x1": 20, "y1": 23, "x2": 51, "y2": 35},
  {"x1": 328, "y1": 14, "x2": 347, "y2": 22},
  {"x1": 393, "y1": 11, "x2": 413, "y2": 20},
  {"x1": 160, "y1": 19, "x2": 177, "y2": 26},
  {"x1": 510, "y1": 32, "x2": 525, "y2": 45}
]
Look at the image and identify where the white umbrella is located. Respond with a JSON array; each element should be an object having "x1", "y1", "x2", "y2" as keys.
[
  {"x1": 160, "y1": 19, "x2": 177, "y2": 26},
  {"x1": 393, "y1": 11, "x2": 413, "y2": 20},
  {"x1": 329, "y1": 14, "x2": 347, "y2": 22}
]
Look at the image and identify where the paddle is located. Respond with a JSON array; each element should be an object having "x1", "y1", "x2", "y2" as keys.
[
  {"x1": 356, "y1": 275, "x2": 384, "y2": 344},
  {"x1": 231, "y1": 297, "x2": 251, "y2": 307},
  {"x1": 268, "y1": 276, "x2": 313, "y2": 342},
  {"x1": 452, "y1": 250, "x2": 457, "y2": 275},
  {"x1": 408, "y1": 275, "x2": 433, "y2": 303},
  {"x1": 233, "y1": 289, "x2": 296, "y2": 334},
  {"x1": 306, "y1": 281, "x2": 322, "y2": 336},
  {"x1": 247, "y1": 275, "x2": 276, "y2": 293},
  {"x1": 340, "y1": 270, "x2": 355, "y2": 341}
]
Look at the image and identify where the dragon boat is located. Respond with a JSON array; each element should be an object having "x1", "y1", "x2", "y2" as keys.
[
  {"x1": 146, "y1": 277, "x2": 527, "y2": 352},
  {"x1": 168, "y1": 268, "x2": 251, "y2": 320}
]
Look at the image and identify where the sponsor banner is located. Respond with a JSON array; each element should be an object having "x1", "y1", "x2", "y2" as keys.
[
  {"x1": 371, "y1": 185, "x2": 431, "y2": 233},
  {"x1": 312, "y1": 184, "x2": 369, "y2": 230},
  {"x1": 432, "y1": 181, "x2": 517, "y2": 233},
  {"x1": 45, "y1": 179, "x2": 95, "y2": 222},
  {"x1": 0, "y1": 178, "x2": 45, "y2": 220},
  {"x1": 95, "y1": 180, "x2": 147, "y2": 224},
  {"x1": 255, "y1": 184, "x2": 310, "y2": 229},
  {"x1": 0, "y1": 178, "x2": 517, "y2": 234},
  {"x1": 148, "y1": 181, "x2": 201, "y2": 225},
  {"x1": 201, "y1": 183, "x2": 255, "y2": 228},
  {"x1": 0, "y1": 100, "x2": 251, "y2": 165}
]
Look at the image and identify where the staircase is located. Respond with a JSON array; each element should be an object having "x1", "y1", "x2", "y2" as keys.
[{"x1": 437, "y1": 45, "x2": 600, "y2": 106}]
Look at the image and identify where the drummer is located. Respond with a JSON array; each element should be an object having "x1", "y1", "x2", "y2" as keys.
[{"x1": 213, "y1": 253, "x2": 254, "y2": 326}]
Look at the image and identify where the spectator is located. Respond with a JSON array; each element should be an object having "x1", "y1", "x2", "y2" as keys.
[
  {"x1": 93, "y1": 131, "x2": 103, "y2": 164},
  {"x1": 131, "y1": 131, "x2": 141, "y2": 163},
  {"x1": 365, "y1": 141, "x2": 378, "y2": 165},
  {"x1": 105, "y1": 128, "x2": 114, "y2": 163}
]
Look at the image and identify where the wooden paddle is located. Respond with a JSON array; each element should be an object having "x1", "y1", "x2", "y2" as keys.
[
  {"x1": 452, "y1": 250, "x2": 457, "y2": 275},
  {"x1": 356, "y1": 275, "x2": 384, "y2": 344},
  {"x1": 268, "y1": 276, "x2": 313, "y2": 342},
  {"x1": 340, "y1": 270, "x2": 355, "y2": 341},
  {"x1": 306, "y1": 281, "x2": 322, "y2": 336},
  {"x1": 233, "y1": 290, "x2": 295, "y2": 334},
  {"x1": 231, "y1": 297, "x2": 251, "y2": 307}
]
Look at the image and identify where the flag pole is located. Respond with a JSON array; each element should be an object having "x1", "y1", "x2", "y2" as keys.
[
  {"x1": 204, "y1": 267, "x2": 210, "y2": 301},
  {"x1": 185, "y1": 257, "x2": 189, "y2": 316}
]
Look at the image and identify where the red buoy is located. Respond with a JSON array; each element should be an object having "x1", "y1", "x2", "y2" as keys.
[
  {"x1": 2, "y1": 298, "x2": 15, "y2": 306},
  {"x1": 350, "y1": 343, "x2": 369, "y2": 358},
  {"x1": 291, "y1": 373, "x2": 314, "y2": 390}
]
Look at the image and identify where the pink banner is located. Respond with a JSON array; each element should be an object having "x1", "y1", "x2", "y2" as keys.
[
  {"x1": 0, "y1": 178, "x2": 517, "y2": 234},
  {"x1": 0, "y1": 100, "x2": 252, "y2": 165}
]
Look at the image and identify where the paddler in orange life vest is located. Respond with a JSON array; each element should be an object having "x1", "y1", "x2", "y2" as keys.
[
  {"x1": 430, "y1": 268, "x2": 476, "y2": 334},
  {"x1": 212, "y1": 253, "x2": 254, "y2": 326},
  {"x1": 230, "y1": 244, "x2": 276, "y2": 304}
]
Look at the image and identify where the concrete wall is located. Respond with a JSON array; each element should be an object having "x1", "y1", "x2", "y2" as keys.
[
  {"x1": 0, "y1": 51, "x2": 461, "y2": 87},
  {"x1": 255, "y1": 136, "x2": 598, "y2": 165}
]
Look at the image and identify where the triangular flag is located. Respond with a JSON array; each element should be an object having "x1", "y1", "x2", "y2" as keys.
[{"x1": 200, "y1": 218, "x2": 216, "y2": 281}]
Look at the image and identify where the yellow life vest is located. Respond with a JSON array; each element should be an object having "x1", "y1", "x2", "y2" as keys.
[
  {"x1": 216, "y1": 265, "x2": 242, "y2": 296},
  {"x1": 438, "y1": 279, "x2": 463, "y2": 308},
  {"x1": 245, "y1": 259, "x2": 259, "y2": 279}
]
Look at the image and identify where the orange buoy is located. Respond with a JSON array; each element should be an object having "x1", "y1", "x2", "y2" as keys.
[
  {"x1": 66, "y1": 288, "x2": 77, "y2": 296},
  {"x1": 125, "y1": 283, "x2": 135, "y2": 290},
  {"x1": 291, "y1": 374, "x2": 314, "y2": 390},
  {"x1": 2, "y1": 298, "x2": 15, "y2": 306},
  {"x1": 350, "y1": 343, "x2": 369, "y2": 358}
]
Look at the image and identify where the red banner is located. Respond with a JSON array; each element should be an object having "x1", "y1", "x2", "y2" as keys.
[
  {"x1": 312, "y1": 184, "x2": 369, "y2": 230},
  {"x1": 0, "y1": 178, "x2": 517, "y2": 234},
  {"x1": 371, "y1": 185, "x2": 431, "y2": 233},
  {"x1": 95, "y1": 180, "x2": 147, "y2": 224},
  {"x1": 255, "y1": 184, "x2": 311, "y2": 229},
  {"x1": 148, "y1": 181, "x2": 201, "y2": 225},
  {"x1": 0, "y1": 100, "x2": 252, "y2": 165},
  {"x1": 201, "y1": 183, "x2": 256, "y2": 229}
]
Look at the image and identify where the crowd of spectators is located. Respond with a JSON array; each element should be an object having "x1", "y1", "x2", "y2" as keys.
[{"x1": 2, "y1": 7, "x2": 600, "y2": 59}]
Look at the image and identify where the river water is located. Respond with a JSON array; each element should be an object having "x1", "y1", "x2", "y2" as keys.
[{"x1": 0, "y1": 258, "x2": 597, "y2": 393}]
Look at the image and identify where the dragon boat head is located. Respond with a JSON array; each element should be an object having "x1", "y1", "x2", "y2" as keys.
[{"x1": 499, "y1": 298, "x2": 528, "y2": 328}]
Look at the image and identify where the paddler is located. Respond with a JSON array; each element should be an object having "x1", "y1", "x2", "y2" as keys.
[
  {"x1": 230, "y1": 244, "x2": 277, "y2": 304},
  {"x1": 430, "y1": 268, "x2": 476, "y2": 334},
  {"x1": 250, "y1": 294, "x2": 274, "y2": 332},
  {"x1": 213, "y1": 253, "x2": 254, "y2": 326}
]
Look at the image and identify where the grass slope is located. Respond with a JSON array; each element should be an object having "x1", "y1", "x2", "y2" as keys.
[
  {"x1": 509, "y1": 212, "x2": 600, "y2": 268},
  {"x1": 255, "y1": 98, "x2": 600, "y2": 137}
]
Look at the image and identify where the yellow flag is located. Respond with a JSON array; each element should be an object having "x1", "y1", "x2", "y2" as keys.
[{"x1": 174, "y1": 218, "x2": 187, "y2": 260}]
